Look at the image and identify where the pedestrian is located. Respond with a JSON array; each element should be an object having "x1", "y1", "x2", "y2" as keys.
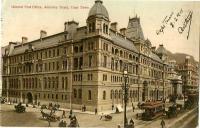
[
  {"x1": 62, "y1": 110, "x2": 66, "y2": 118},
  {"x1": 63, "y1": 121, "x2": 67, "y2": 127},
  {"x1": 38, "y1": 102, "x2": 40, "y2": 106},
  {"x1": 112, "y1": 104, "x2": 114, "y2": 110},
  {"x1": 161, "y1": 119, "x2": 165, "y2": 128},
  {"x1": 100, "y1": 113, "x2": 104, "y2": 120},
  {"x1": 132, "y1": 102, "x2": 135, "y2": 112},
  {"x1": 129, "y1": 118, "x2": 134, "y2": 128},
  {"x1": 117, "y1": 124, "x2": 121, "y2": 128},
  {"x1": 125, "y1": 117, "x2": 128, "y2": 125},
  {"x1": 58, "y1": 120, "x2": 64, "y2": 127},
  {"x1": 129, "y1": 118, "x2": 134, "y2": 124},
  {"x1": 83, "y1": 105, "x2": 86, "y2": 112},
  {"x1": 70, "y1": 109, "x2": 73, "y2": 115},
  {"x1": 47, "y1": 117, "x2": 51, "y2": 127},
  {"x1": 95, "y1": 108, "x2": 97, "y2": 115}
]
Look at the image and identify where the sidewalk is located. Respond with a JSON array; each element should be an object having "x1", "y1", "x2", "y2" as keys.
[
  {"x1": 168, "y1": 107, "x2": 198, "y2": 128},
  {"x1": 135, "y1": 107, "x2": 198, "y2": 128}
]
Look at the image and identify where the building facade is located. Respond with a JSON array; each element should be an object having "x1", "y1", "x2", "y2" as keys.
[
  {"x1": 175, "y1": 56, "x2": 199, "y2": 94},
  {"x1": 2, "y1": 0, "x2": 176, "y2": 112}
]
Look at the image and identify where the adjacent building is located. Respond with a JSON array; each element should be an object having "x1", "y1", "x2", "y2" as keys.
[
  {"x1": 2, "y1": 0, "x2": 191, "y2": 112},
  {"x1": 175, "y1": 56, "x2": 199, "y2": 94}
]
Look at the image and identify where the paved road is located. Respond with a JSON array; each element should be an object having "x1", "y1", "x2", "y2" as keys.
[
  {"x1": 0, "y1": 103, "x2": 198, "y2": 128},
  {"x1": 183, "y1": 115, "x2": 198, "y2": 128}
]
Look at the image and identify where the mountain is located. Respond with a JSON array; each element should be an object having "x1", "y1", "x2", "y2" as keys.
[{"x1": 168, "y1": 52, "x2": 198, "y2": 64}]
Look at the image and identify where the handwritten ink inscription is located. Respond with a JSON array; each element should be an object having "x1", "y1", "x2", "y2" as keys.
[
  {"x1": 156, "y1": 9, "x2": 193, "y2": 40},
  {"x1": 178, "y1": 11, "x2": 193, "y2": 39}
]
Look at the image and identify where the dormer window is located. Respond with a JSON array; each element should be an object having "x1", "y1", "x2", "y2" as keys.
[{"x1": 92, "y1": 22, "x2": 95, "y2": 32}]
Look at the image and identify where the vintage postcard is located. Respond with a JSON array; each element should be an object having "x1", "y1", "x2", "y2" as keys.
[{"x1": 1, "y1": 0, "x2": 199, "y2": 128}]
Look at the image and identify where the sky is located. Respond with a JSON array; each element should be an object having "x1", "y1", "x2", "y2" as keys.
[{"x1": 1, "y1": 0, "x2": 200, "y2": 61}]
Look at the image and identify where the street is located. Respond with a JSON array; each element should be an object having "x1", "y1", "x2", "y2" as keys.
[{"x1": 0, "y1": 103, "x2": 198, "y2": 128}]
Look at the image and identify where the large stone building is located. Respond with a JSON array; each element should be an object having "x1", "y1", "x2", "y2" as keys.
[
  {"x1": 175, "y1": 56, "x2": 199, "y2": 94},
  {"x1": 2, "y1": 0, "x2": 177, "y2": 112}
]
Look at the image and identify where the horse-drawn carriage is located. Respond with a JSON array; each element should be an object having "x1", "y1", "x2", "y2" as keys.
[
  {"x1": 165, "y1": 104, "x2": 177, "y2": 118},
  {"x1": 41, "y1": 110, "x2": 60, "y2": 122},
  {"x1": 14, "y1": 103, "x2": 26, "y2": 113},
  {"x1": 140, "y1": 101, "x2": 164, "y2": 121},
  {"x1": 0, "y1": 97, "x2": 6, "y2": 104},
  {"x1": 100, "y1": 114, "x2": 112, "y2": 121},
  {"x1": 68, "y1": 115, "x2": 80, "y2": 127},
  {"x1": 41, "y1": 104, "x2": 48, "y2": 109}
]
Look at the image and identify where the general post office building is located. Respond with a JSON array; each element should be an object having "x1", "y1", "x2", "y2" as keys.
[{"x1": 2, "y1": 0, "x2": 177, "y2": 112}]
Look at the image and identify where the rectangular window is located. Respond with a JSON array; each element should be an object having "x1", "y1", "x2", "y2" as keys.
[
  {"x1": 45, "y1": 51, "x2": 47, "y2": 58},
  {"x1": 74, "y1": 89, "x2": 77, "y2": 98},
  {"x1": 57, "y1": 61, "x2": 59, "y2": 70},
  {"x1": 88, "y1": 90, "x2": 92, "y2": 100},
  {"x1": 79, "y1": 57, "x2": 83, "y2": 69},
  {"x1": 53, "y1": 49, "x2": 55, "y2": 57},
  {"x1": 65, "y1": 77, "x2": 68, "y2": 90},
  {"x1": 40, "y1": 52, "x2": 42, "y2": 59},
  {"x1": 45, "y1": 63, "x2": 47, "y2": 71},
  {"x1": 52, "y1": 62, "x2": 55, "y2": 70},
  {"x1": 63, "y1": 47, "x2": 67, "y2": 54},
  {"x1": 103, "y1": 56, "x2": 107, "y2": 67},
  {"x1": 74, "y1": 58, "x2": 78, "y2": 69},
  {"x1": 49, "y1": 62, "x2": 51, "y2": 71},
  {"x1": 78, "y1": 89, "x2": 82, "y2": 99},
  {"x1": 103, "y1": 74, "x2": 107, "y2": 81},
  {"x1": 49, "y1": 50, "x2": 51, "y2": 58},
  {"x1": 57, "y1": 49, "x2": 60, "y2": 56},
  {"x1": 62, "y1": 77, "x2": 64, "y2": 89},
  {"x1": 89, "y1": 55, "x2": 92, "y2": 67},
  {"x1": 88, "y1": 74, "x2": 93, "y2": 81},
  {"x1": 74, "y1": 46, "x2": 79, "y2": 53}
]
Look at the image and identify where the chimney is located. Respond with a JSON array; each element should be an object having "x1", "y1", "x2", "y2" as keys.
[
  {"x1": 159, "y1": 44, "x2": 163, "y2": 47},
  {"x1": 22, "y1": 37, "x2": 28, "y2": 44},
  {"x1": 64, "y1": 20, "x2": 79, "y2": 31},
  {"x1": 40, "y1": 30, "x2": 47, "y2": 38},
  {"x1": 120, "y1": 28, "x2": 126, "y2": 35},
  {"x1": 110, "y1": 22, "x2": 118, "y2": 31},
  {"x1": 151, "y1": 46, "x2": 156, "y2": 52}
]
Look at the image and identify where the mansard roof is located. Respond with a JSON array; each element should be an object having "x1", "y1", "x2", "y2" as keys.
[
  {"x1": 110, "y1": 30, "x2": 138, "y2": 53},
  {"x1": 150, "y1": 52, "x2": 162, "y2": 63}
]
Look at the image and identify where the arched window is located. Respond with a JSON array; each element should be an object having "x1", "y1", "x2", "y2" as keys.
[
  {"x1": 111, "y1": 58, "x2": 114, "y2": 70},
  {"x1": 129, "y1": 54, "x2": 132, "y2": 60},
  {"x1": 115, "y1": 49, "x2": 119, "y2": 55},
  {"x1": 105, "y1": 25, "x2": 108, "y2": 34},
  {"x1": 112, "y1": 47, "x2": 114, "y2": 54},
  {"x1": 103, "y1": 91, "x2": 106, "y2": 100},
  {"x1": 119, "y1": 90, "x2": 122, "y2": 99},
  {"x1": 119, "y1": 60, "x2": 123, "y2": 71},
  {"x1": 120, "y1": 50, "x2": 123, "y2": 57},
  {"x1": 110, "y1": 90, "x2": 114, "y2": 99},
  {"x1": 88, "y1": 90, "x2": 92, "y2": 100},
  {"x1": 115, "y1": 60, "x2": 118, "y2": 71},
  {"x1": 103, "y1": 23, "x2": 106, "y2": 33},
  {"x1": 115, "y1": 90, "x2": 118, "y2": 99}
]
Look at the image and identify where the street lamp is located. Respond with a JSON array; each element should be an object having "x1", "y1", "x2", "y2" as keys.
[{"x1": 122, "y1": 65, "x2": 129, "y2": 127}]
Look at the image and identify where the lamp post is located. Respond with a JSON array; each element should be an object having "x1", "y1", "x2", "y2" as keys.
[{"x1": 122, "y1": 65, "x2": 129, "y2": 128}]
